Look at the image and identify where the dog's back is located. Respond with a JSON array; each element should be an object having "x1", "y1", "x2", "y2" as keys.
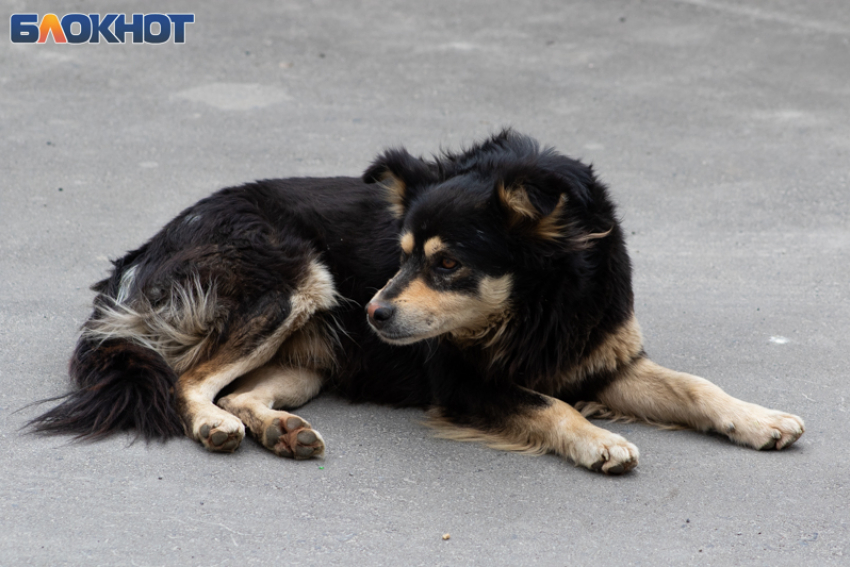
[{"x1": 30, "y1": 177, "x2": 433, "y2": 442}]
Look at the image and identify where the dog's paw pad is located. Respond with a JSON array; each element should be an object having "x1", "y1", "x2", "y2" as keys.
[
  {"x1": 263, "y1": 415, "x2": 325, "y2": 459},
  {"x1": 196, "y1": 418, "x2": 244, "y2": 453},
  {"x1": 603, "y1": 462, "x2": 626, "y2": 475}
]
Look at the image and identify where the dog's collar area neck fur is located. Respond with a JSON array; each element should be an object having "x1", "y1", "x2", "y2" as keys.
[{"x1": 447, "y1": 308, "x2": 513, "y2": 350}]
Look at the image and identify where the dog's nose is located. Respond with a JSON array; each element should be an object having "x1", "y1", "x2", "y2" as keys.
[{"x1": 366, "y1": 301, "x2": 395, "y2": 328}]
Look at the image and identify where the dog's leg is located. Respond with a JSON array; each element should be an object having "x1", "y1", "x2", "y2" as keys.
[
  {"x1": 176, "y1": 260, "x2": 339, "y2": 453},
  {"x1": 176, "y1": 317, "x2": 303, "y2": 453},
  {"x1": 590, "y1": 357, "x2": 805, "y2": 450},
  {"x1": 176, "y1": 354, "x2": 259, "y2": 453},
  {"x1": 175, "y1": 312, "x2": 310, "y2": 453},
  {"x1": 429, "y1": 387, "x2": 639, "y2": 474},
  {"x1": 177, "y1": 330, "x2": 318, "y2": 453},
  {"x1": 218, "y1": 364, "x2": 325, "y2": 459}
]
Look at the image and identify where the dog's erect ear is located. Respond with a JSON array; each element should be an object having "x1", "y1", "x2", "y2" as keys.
[
  {"x1": 363, "y1": 149, "x2": 436, "y2": 218},
  {"x1": 496, "y1": 172, "x2": 568, "y2": 241}
]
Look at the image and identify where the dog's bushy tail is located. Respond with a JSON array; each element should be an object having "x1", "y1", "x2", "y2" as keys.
[{"x1": 28, "y1": 336, "x2": 183, "y2": 441}]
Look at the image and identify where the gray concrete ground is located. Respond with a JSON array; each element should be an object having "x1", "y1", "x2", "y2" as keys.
[{"x1": 1, "y1": 1, "x2": 849, "y2": 565}]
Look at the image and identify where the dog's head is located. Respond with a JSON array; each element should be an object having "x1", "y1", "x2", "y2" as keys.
[{"x1": 361, "y1": 130, "x2": 611, "y2": 345}]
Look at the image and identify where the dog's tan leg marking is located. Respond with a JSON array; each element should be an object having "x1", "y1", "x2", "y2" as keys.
[
  {"x1": 569, "y1": 314, "x2": 644, "y2": 383},
  {"x1": 177, "y1": 260, "x2": 338, "y2": 454},
  {"x1": 218, "y1": 364, "x2": 325, "y2": 459},
  {"x1": 429, "y1": 394, "x2": 639, "y2": 474},
  {"x1": 596, "y1": 358, "x2": 805, "y2": 450},
  {"x1": 178, "y1": 358, "x2": 250, "y2": 453},
  {"x1": 177, "y1": 336, "x2": 299, "y2": 453},
  {"x1": 539, "y1": 398, "x2": 640, "y2": 474}
]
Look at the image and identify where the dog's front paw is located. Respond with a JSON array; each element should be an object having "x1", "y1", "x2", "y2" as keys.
[
  {"x1": 720, "y1": 405, "x2": 804, "y2": 450},
  {"x1": 572, "y1": 429, "x2": 639, "y2": 475},
  {"x1": 193, "y1": 414, "x2": 245, "y2": 453},
  {"x1": 262, "y1": 415, "x2": 325, "y2": 459}
]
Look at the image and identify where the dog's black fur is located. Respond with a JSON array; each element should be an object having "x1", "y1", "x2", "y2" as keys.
[{"x1": 30, "y1": 130, "x2": 804, "y2": 471}]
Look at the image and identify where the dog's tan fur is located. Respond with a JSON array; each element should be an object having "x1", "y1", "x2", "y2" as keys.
[
  {"x1": 274, "y1": 317, "x2": 340, "y2": 371},
  {"x1": 218, "y1": 365, "x2": 326, "y2": 458},
  {"x1": 496, "y1": 183, "x2": 570, "y2": 242},
  {"x1": 429, "y1": 308, "x2": 803, "y2": 461},
  {"x1": 427, "y1": 391, "x2": 639, "y2": 473},
  {"x1": 400, "y1": 232, "x2": 414, "y2": 255},
  {"x1": 447, "y1": 275, "x2": 514, "y2": 351},
  {"x1": 497, "y1": 182, "x2": 540, "y2": 222},
  {"x1": 383, "y1": 274, "x2": 513, "y2": 343},
  {"x1": 568, "y1": 314, "x2": 644, "y2": 384},
  {"x1": 176, "y1": 260, "x2": 338, "y2": 453},
  {"x1": 587, "y1": 358, "x2": 805, "y2": 450},
  {"x1": 496, "y1": 183, "x2": 615, "y2": 245},
  {"x1": 424, "y1": 236, "x2": 445, "y2": 258},
  {"x1": 378, "y1": 172, "x2": 407, "y2": 219}
]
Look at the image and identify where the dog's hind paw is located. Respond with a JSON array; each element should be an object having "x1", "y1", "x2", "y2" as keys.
[
  {"x1": 721, "y1": 406, "x2": 805, "y2": 450},
  {"x1": 262, "y1": 415, "x2": 325, "y2": 459},
  {"x1": 194, "y1": 415, "x2": 245, "y2": 453}
]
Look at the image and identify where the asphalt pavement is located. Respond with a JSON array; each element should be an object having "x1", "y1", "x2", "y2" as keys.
[{"x1": 1, "y1": 1, "x2": 849, "y2": 565}]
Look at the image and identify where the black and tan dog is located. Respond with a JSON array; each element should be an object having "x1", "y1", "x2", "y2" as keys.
[{"x1": 31, "y1": 131, "x2": 804, "y2": 473}]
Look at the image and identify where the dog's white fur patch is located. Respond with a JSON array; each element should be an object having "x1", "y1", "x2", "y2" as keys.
[{"x1": 85, "y1": 259, "x2": 339, "y2": 375}]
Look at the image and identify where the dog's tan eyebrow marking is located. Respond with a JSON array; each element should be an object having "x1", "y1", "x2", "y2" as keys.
[
  {"x1": 424, "y1": 236, "x2": 444, "y2": 258},
  {"x1": 400, "y1": 232, "x2": 414, "y2": 255}
]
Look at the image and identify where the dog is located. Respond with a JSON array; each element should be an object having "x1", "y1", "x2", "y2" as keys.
[{"x1": 30, "y1": 130, "x2": 804, "y2": 473}]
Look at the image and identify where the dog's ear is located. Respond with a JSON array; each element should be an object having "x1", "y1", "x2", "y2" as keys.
[
  {"x1": 363, "y1": 149, "x2": 436, "y2": 218},
  {"x1": 496, "y1": 172, "x2": 568, "y2": 241}
]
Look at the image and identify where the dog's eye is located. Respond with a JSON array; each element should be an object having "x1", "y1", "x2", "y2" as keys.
[{"x1": 438, "y1": 258, "x2": 460, "y2": 272}]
